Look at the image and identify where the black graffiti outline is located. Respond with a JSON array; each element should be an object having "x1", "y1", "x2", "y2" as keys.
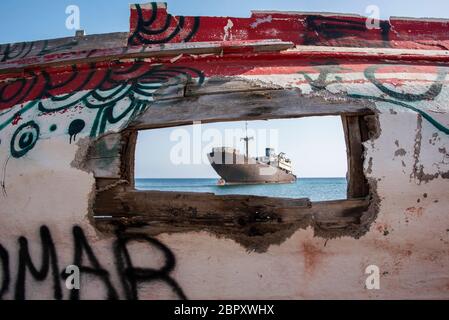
[
  {"x1": 303, "y1": 15, "x2": 391, "y2": 47},
  {"x1": 68, "y1": 119, "x2": 86, "y2": 144},
  {"x1": 114, "y1": 232, "x2": 187, "y2": 300},
  {"x1": 1, "y1": 64, "x2": 204, "y2": 159},
  {"x1": 10, "y1": 121, "x2": 40, "y2": 158},
  {"x1": 0, "y1": 73, "x2": 39, "y2": 106},
  {"x1": 298, "y1": 62, "x2": 351, "y2": 92},
  {"x1": 299, "y1": 63, "x2": 449, "y2": 135},
  {"x1": 128, "y1": 3, "x2": 200, "y2": 45},
  {"x1": 0, "y1": 244, "x2": 10, "y2": 300},
  {"x1": 0, "y1": 225, "x2": 187, "y2": 300},
  {"x1": 349, "y1": 93, "x2": 449, "y2": 135},
  {"x1": 365, "y1": 65, "x2": 448, "y2": 102},
  {"x1": 0, "y1": 39, "x2": 79, "y2": 63},
  {"x1": 1, "y1": 155, "x2": 10, "y2": 197},
  {"x1": 37, "y1": 39, "x2": 79, "y2": 57},
  {"x1": 65, "y1": 226, "x2": 119, "y2": 300},
  {"x1": 351, "y1": 64, "x2": 449, "y2": 134},
  {"x1": 15, "y1": 226, "x2": 62, "y2": 300},
  {"x1": 0, "y1": 42, "x2": 34, "y2": 62}
]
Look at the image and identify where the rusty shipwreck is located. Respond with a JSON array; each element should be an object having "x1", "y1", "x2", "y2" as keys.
[{"x1": 208, "y1": 123, "x2": 296, "y2": 184}]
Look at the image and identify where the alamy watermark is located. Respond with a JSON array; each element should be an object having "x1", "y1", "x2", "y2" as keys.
[
  {"x1": 365, "y1": 5, "x2": 381, "y2": 30},
  {"x1": 65, "y1": 5, "x2": 81, "y2": 31},
  {"x1": 65, "y1": 265, "x2": 80, "y2": 290},
  {"x1": 63, "y1": 263, "x2": 381, "y2": 291},
  {"x1": 169, "y1": 122, "x2": 280, "y2": 176},
  {"x1": 365, "y1": 265, "x2": 380, "y2": 290},
  {"x1": 169, "y1": 121, "x2": 279, "y2": 164}
]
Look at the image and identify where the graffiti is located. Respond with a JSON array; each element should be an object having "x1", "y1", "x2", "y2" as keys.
[
  {"x1": 37, "y1": 40, "x2": 79, "y2": 57},
  {"x1": 10, "y1": 121, "x2": 40, "y2": 158},
  {"x1": 350, "y1": 65, "x2": 449, "y2": 135},
  {"x1": 15, "y1": 226, "x2": 62, "y2": 300},
  {"x1": 65, "y1": 226, "x2": 118, "y2": 300},
  {"x1": 0, "y1": 156, "x2": 9, "y2": 196},
  {"x1": 0, "y1": 225, "x2": 186, "y2": 300},
  {"x1": 364, "y1": 65, "x2": 447, "y2": 102},
  {"x1": 0, "y1": 244, "x2": 9, "y2": 298},
  {"x1": 298, "y1": 63, "x2": 449, "y2": 135},
  {"x1": 351, "y1": 94, "x2": 449, "y2": 135},
  {"x1": 303, "y1": 15, "x2": 391, "y2": 47},
  {"x1": 68, "y1": 119, "x2": 85, "y2": 144},
  {"x1": 49, "y1": 124, "x2": 57, "y2": 132},
  {"x1": 114, "y1": 232, "x2": 187, "y2": 300},
  {"x1": 0, "y1": 39, "x2": 79, "y2": 63},
  {"x1": 0, "y1": 63, "x2": 204, "y2": 157},
  {"x1": 124, "y1": 3, "x2": 449, "y2": 48},
  {"x1": 0, "y1": 64, "x2": 204, "y2": 112},
  {"x1": 298, "y1": 62, "x2": 350, "y2": 92},
  {"x1": 128, "y1": 3, "x2": 200, "y2": 45},
  {"x1": 0, "y1": 42, "x2": 34, "y2": 62}
]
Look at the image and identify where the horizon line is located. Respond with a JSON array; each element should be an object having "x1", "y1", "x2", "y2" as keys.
[{"x1": 135, "y1": 177, "x2": 347, "y2": 179}]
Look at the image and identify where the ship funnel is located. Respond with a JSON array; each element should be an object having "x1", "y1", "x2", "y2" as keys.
[{"x1": 266, "y1": 148, "x2": 275, "y2": 157}]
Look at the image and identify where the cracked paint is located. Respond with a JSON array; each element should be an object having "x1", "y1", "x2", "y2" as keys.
[{"x1": 223, "y1": 19, "x2": 234, "y2": 41}]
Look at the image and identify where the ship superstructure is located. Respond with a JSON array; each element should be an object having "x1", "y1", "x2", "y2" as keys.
[{"x1": 207, "y1": 123, "x2": 296, "y2": 184}]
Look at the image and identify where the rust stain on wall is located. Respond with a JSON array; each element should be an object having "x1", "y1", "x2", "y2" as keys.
[
  {"x1": 301, "y1": 241, "x2": 327, "y2": 275},
  {"x1": 405, "y1": 206, "x2": 425, "y2": 218}
]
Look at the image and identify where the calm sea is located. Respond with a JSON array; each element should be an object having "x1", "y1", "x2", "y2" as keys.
[{"x1": 135, "y1": 178, "x2": 347, "y2": 201}]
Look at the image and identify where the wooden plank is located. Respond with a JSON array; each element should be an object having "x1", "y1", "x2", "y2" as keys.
[
  {"x1": 93, "y1": 189, "x2": 369, "y2": 232},
  {"x1": 94, "y1": 178, "x2": 130, "y2": 217},
  {"x1": 185, "y1": 78, "x2": 282, "y2": 97},
  {"x1": 0, "y1": 32, "x2": 128, "y2": 70},
  {"x1": 310, "y1": 198, "x2": 369, "y2": 227},
  {"x1": 154, "y1": 77, "x2": 284, "y2": 101},
  {"x1": 95, "y1": 190, "x2": 311, "y2": 219},
  {"x1": 342, "y1": 115, "x2": 370, "y2": 198},
  {"x1": 130, "y1": 88, "x2": 374, "y2": 130},
  {"x1": 121, "y1": 130, "x2": 138, "y2": 188},
  {"x1": 0, "y1": 39, "x2": 294, "y2": 74},
  {"x1": 84, "y1": 133, "x2": 123, "y2": 178}
]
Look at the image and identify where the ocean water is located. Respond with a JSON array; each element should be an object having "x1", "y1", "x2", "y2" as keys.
[{"x1": 135, "y1": 178, "x2": 347, "y2": 201}]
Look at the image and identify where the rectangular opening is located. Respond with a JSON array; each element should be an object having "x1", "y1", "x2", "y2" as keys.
[
  {"x1": 134, "y1": 116, "x2": 349, "y2": 201},
  {"x1": 92, "y1": 86, "x2": 375, "y2": 244}
]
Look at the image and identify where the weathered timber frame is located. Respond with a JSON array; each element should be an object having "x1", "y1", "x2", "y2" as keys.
[{"x1": 90, "y1": 79, "x2": 378, "y2": 251}]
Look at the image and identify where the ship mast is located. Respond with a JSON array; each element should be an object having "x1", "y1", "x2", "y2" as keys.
[{"x1": 241, "y1": 121, "x2": 254, "y2": 159}]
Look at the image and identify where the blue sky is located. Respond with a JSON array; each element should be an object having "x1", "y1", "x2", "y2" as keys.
[{"x1": 2, "y1": 1, "x2": 448, "y2": 178}]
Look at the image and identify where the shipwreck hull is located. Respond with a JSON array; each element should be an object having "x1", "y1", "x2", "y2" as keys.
[{"x1": 208, "y1": 152, "x2": 296, "y2": 184}]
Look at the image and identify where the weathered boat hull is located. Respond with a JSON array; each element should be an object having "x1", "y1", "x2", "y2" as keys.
[
  {"x1": 208, "y1": 151, "x2": 296, "y2": 184},
  {"x1": 2, "y1": 2, "x2": 449, "y2": 300}
]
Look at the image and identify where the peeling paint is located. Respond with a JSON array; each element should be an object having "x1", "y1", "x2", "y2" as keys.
[
  {"x1": 411, "y1": 115, "x2": 423, "y2": 182},
  {"x1": 223, "y1": 19, "x2": 234, "y2": 41},
  {"x1": 250, "y1": 15, "x2": 273, "y2": 28},
  {"x1": 395, "y1": 148, "x2": 407, "y2": 157},
  {"x1": 367, "y1": 157, "x2": 373, "y2": 174}
]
